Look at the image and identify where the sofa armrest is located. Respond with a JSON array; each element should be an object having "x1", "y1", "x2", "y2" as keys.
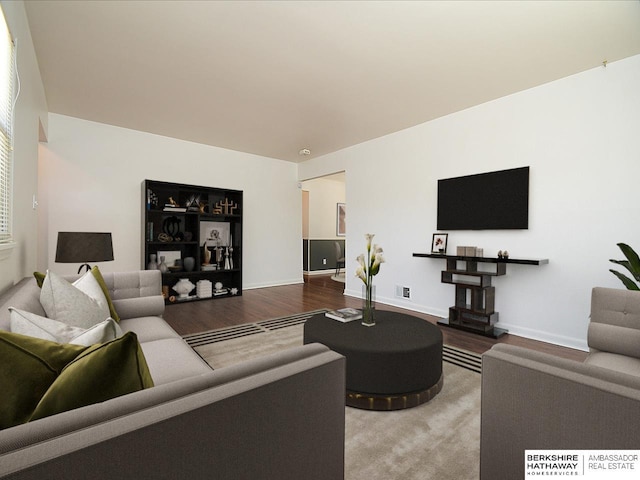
[
  {"x1": 0, "y1": 343, "x2": 346, "y2": 480},
  {"x1": 111, "y1": 295, "x2": 165, "y2": 320},
  {"x1": 589, "y1": 287, "x2": 640, "y2": 358},
  {"x1": 480, "y1": 344, "x2": 640, "y2": 480}
]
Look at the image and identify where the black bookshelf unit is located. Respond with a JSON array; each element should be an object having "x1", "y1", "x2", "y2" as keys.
[
  {"x1": 413, "y1": 253, "x2": 548, "y2": 338},
  {"x1": 143, "y1": 180, "x2": 242, "y2": 304}
]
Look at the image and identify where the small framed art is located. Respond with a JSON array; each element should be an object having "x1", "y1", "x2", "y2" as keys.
[
  {"x1": 336, "y1": 203, "x2": 346, "y2": 236},
  {"x1": 431, "y1": 233, "x2": 448, "y2": 254}
]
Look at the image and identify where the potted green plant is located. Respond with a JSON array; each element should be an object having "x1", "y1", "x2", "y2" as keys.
[{"x1": 609, "y1": 243, "x2": 640, "y2": 290}]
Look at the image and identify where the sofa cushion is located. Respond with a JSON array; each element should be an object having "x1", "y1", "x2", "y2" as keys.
[
  {"x1": 139, "y1": 337, "x2": 211, "y2": 385},
  {"x1": 39, "y1": 270, "x2": 111, "y2": 329},
  {"x1": 585, "y1": 351, "x2": 640, "y2": 378},
  {"x1": 30, "y1": 331, "x2": 154, "y2": 422},
  {"x1": 588, "y1": 321, "x2": 640, "y2": 360},
  {"x1": 0, "y1": 330, "x2": 86, "y2": 429},
  {"x1": 34, "y1": 266, "x2": 121, "y2": 322},
  {"x1": 119, "y1": 316, "x2": 182, "y2": 342},
  {"x1": 10, "y1": 307, "x2": 122, "y2": 346}
]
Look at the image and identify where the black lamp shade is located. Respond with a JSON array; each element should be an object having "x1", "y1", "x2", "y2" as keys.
[{"x1": 55, "y1": 232, "x2": 114, "y2": 264}]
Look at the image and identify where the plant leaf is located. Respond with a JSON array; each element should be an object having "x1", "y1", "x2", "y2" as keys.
[
  {"x1": 609, "y1": 269, "x2": 640, "y2": 290},
  {"x1": 617, "y1": 243, "x2": 640, "y2": 281}
]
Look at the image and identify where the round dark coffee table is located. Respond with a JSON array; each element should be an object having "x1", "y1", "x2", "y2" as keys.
[{"x1": 303, "y1": 310, "x2": 443, "y2": 410}]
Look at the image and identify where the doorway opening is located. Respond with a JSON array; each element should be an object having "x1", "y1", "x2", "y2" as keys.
[{"x1": 301, "y1": 172, "x2": 346, "y2": 283}]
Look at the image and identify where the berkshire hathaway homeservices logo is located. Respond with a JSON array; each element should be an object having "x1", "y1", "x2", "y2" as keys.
[{"x1": 525, "y1": 451, "x2": 640, "y2": 478}]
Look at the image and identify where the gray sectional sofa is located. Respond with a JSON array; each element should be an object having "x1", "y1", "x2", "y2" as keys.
[
  {"x1": 481, "y1": 287, "x2": 640, "y2": 479},
  {"x1": 0, "y1": 271, "x2": 346, "y2": 479}
]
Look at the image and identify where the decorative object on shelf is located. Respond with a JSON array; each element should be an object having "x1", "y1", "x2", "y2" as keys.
[
  {"x1": 198, "y1": 202, "x2": 208, "y2": 213},
  {"x1": 162, "y1": 216, "x2": 182, "y2": 237},
  {"x1": 457, "y1": 246, "x2": 478, "y2": 256},
  {"x1": 224, "y1": 247, "x2": 231, "y2": 270},
  {"x1": 172, "y1": 278, "x2": 195, "y2": 299},
  {"x1": 158, "y1": 233, "x2": 172, "y2": 242},
  {"x1": 185, "y1": 194, "x2": 201, "y2": 212},
  {"x1": 146, "y1": 188, "x2": 158, "y2": 209},
  {"x1": 158, "y1": 256, "x2": 168, "y2": 273},
  {"x1": 202, "y1": 240, "x2": 211, "y2": 265},
  {"x1": 497, "y1": 250, "x2": 509, "y2": 259},
  {"x1": 230, "y1": 287, "x2": 238, "y2": 295},
  {"x1": 356, "y1": 233, "x2": 385, "y2": 327},
  {"x1": 196, "y1": 279, "x2": 212, "y2": 299},
  {"x1": 162, "y1": 285, "x2": 169, "y2": 298},
  {"x1": 183, "y1": 232, "x2": 193, "y2": 242},
  {"x1": 147, "y1": 253, "x2": 158, "y2": 270},
  {"x1": 609, "y1": 243, "x2": 640, "y2": 290},
  {"x1": 214, "y1": 281, "x2": 228, "y2": 296},
  {"x1": 476, "y1": 248, "x2": 484, "y2": 257},
  {"x1": 431, "y1": 233, "x2": 448, "y2": 254},
  {"x1": 183, "y1": 256, "x2": 195, "y2": 272},
  {"x1": 200, "y1": 221, "x2": 229, "y2": 246},
  {"x1": 158, "y1": 250, "x2": 181, "y2": 269},
  {"x1": 214, "y1": 198, "x2": 239, "y2": 215},
  {"x1": 215, "y1": 246, "x2": 223, "y2": 268}
]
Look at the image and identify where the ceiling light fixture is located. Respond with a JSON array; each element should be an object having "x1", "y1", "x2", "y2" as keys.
[{"x1": 299, "y1": 148, "x2": 311, "y2": 156}]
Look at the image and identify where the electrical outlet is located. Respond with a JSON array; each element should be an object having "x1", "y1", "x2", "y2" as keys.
[
  {"x1": 322, "y1": 258, "x2": 327, "y2": 265},
  {"x1": 395, "y1": 285, "x2": 411, "y2": 299}
]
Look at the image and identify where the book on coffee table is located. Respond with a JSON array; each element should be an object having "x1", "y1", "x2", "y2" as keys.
[{"x1": 325, "y1": 308, "x2": 362, "y2": 322}]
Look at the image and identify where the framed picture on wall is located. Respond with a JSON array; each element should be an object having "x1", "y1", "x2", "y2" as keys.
[
  {"x1": 336, "y1": 203, "x2": 346, "y2": 236},
  {"x1": 431, "y1": 233, "x2": 448, "y2": 254},
  {"x1": 200, "y1": 221, "x2": 230, "y2": 246}
]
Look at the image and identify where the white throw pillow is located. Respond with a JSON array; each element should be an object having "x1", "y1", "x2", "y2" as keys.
[
  {"x1": 39, "y1": 270, "x2": 111, "y2": 329},
  {"x1": 9, "y1": 307, "x2": 122, "y2": 346}
]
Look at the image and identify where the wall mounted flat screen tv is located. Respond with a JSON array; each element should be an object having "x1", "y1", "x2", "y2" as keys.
[{"x1": 437, "y1": 166, "x2": 529, "y2": 230}]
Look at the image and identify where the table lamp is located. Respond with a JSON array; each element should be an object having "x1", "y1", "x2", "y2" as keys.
[{"x1": 55, "y1": 232, "x2": 114, "y2": 273}]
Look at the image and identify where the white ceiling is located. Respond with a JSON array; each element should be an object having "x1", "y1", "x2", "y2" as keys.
[{"x1": 24, "y1": 1, "x2": 640, "y2": 163}]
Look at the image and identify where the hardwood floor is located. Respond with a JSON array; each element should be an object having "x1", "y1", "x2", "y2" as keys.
[{"x1": 164, "y1": 274, "x2": 588, "y2": 362}]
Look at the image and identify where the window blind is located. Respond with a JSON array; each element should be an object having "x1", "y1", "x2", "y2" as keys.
[{"x1": 0, "y1": 7, "x2": 15, "y2": 244}]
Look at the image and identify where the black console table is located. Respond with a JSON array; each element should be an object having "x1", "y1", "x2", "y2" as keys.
[{"x1": 413, "y1": 253, "x2": 549, "y2": 338}]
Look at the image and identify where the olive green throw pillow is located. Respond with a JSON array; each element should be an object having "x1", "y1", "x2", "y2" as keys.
[
  {"x1": 89, "y1": 266, "x2": 121, "y2": 323},
  {"x1": 33, "y1": 266, "x2": 121, "y2": 323},
  {"x1": 0, "y1": 330, "x2": 86, "y2": 430},
  {"x1": 0, "y1": 330, "x2": 154, "y2": 430}
]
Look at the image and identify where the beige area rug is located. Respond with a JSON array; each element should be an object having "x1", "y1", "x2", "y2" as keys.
[{"x1": 192, "y1": 321, "x2": 481, "y2": 480}]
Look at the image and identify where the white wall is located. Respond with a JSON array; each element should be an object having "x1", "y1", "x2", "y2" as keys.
[
  {"x1": 38, "y1": 114, "x2": 303, "y2": 289},
  {"x1": 301, "y1": 176, "x2": 346, "y2": 239},
  {"x1": 0, "y1": 1, "x2": 47, "y2": 292},
  {"x1": 299, "y1": 55, "x2": 640, "y2": 350}
]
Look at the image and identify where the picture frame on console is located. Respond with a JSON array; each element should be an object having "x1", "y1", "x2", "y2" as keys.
[{"x1": 431, "y1": 233, "x2": 448, "y2": 254}]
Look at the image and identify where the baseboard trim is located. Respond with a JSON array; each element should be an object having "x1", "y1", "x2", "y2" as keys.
[{"x1": 243, "y1": 278, "x2": 304, "y2": 290}]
